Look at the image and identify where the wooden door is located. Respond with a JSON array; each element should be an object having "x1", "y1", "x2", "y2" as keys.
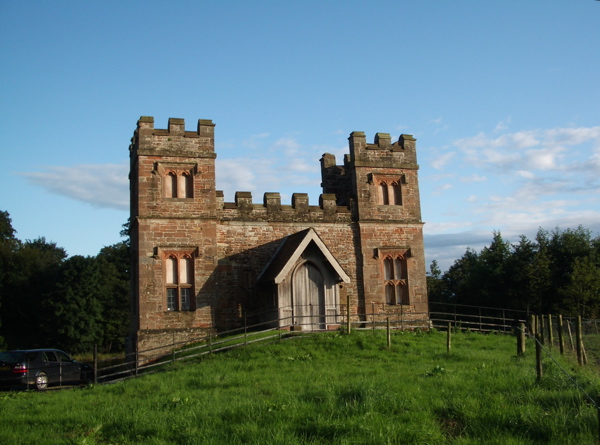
[{"x1": 292, "y1": 262, "x2": 325, "y2": 330}]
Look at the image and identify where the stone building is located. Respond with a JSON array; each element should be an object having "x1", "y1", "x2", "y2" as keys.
[{"x1": 129, "y1": 117, "x2": 428, "y2": 354}]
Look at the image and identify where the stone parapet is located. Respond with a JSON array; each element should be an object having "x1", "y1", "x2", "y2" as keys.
[{"x1": 219, "y1": 192, "x2": 351, "y2": 222}]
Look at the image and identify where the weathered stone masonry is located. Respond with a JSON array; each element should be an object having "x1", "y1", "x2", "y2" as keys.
[{"x1": 129, "y1": 117, "x2": 428, "y2": 355}]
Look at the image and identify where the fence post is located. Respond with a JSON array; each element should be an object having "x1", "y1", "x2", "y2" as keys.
[
  {"x1": 171, "y1": 332, "x2": 175, "y2": 363},
  {"x1": 547, "y1": 314, "x2": 553, "y2": 350},
  {"x1": 387, "y1": 317, "x2": 391, "y2": 348},
  {"x1": 245, "y1": 315, "x2": 248, "y2": 346},
  {"x1": 400, "y1": 302, "x2": 404, "y2": 330},
  {"x1": 93, "y1": 344, "x2": 98, "y2": 385},
  {"x1": 135, "y1": 348, "x2": 138, "y2": 377},
  {"x1": 529, "y1": 314, "x2": 536, "y2": 336},
  {"x1": 535, "y1": 333, "x2": 543, "y2": 380},
  {"x1": 566, "y1": 319, "x2": 575, "y2": 351},
  {"x1": 347, "y1": 294, "x2": 351, "y2": 334},
  {"x1": 557, "y1": 315, "x2": 564, "y2": 355},
  {"x1": 517, "y1": 323, "x2": 525, "y2": 356},
  {"x1": 576, "y1": 316, "x2": 584, "y2": 366},
  {"x1": 372, "y1": 302, "x2": 375, "y2": 332},
  {"x1": 502, "y1": 309, "x2": 506, "y2": 333},
  {"x1": 447, "y1": 322, "x2": 452, "y2": 353},
  {"x1": 540, "y1": 315, "x2": 545, "y2": 345}
]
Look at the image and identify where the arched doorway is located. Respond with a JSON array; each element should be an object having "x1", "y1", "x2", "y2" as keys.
[{"x1": 292, "y1": 261, "x2": 325, "y2": 330}]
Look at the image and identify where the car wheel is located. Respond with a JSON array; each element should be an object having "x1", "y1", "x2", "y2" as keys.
[{"x1": 35, "y1": 372, "x2": 48, "y2": 391}]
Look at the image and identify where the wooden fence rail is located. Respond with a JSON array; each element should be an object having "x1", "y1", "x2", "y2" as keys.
[{"x1": 89, "y1": 303, "x2": 596, "y2": 385}]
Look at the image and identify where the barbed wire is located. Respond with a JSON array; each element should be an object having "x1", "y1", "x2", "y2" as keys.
[{"x1": 520, "y1": 327, "x2": 597, "y2": 409}]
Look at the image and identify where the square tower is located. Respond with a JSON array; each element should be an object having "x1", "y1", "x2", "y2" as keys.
[{"x1": 129, "y1": 117, "x2": 219, "y2": 354}]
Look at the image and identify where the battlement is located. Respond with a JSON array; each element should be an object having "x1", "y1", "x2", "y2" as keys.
[
  {"x1": 348, "y1": 132, "x2": 418, "y2": 168},
  {"x1": 348, "y1": 131, "x2": 416, "y2": 151},
  {"x1": 131, "y1": 116, "x2": 216, "y2": 158},
  {"x1": 216, "y1": 191, "x2": 351, "y2": 222},
  {"x1": 136, "y1": 116, "x2": 215, "y2": 137}
]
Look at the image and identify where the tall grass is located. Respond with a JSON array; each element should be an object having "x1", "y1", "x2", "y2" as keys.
[{"x1": 0, "y1": 330, "x2": 598, "y2": 444}]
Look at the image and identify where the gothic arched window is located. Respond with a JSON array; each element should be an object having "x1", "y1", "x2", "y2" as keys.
[
  {"x1": 164, "y1": 253, "x2": 194, "y2": 311},
  {"x1": 381, "y1": 253, "x2": 409, "y2": 305}
]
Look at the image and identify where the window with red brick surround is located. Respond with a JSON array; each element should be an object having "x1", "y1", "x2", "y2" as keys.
[
  {"x1": 373, "y1": 175, "x2": 403, "y2": 205},
  {"x1": 164, "y1": 253, "x2": 194, "y2": 311},
  {"x1": 377, "y1": 248, "x2": 410, "y2": 305},
  {"x1": 163, "y1": 169, "x2": 193, "y2": 198}
]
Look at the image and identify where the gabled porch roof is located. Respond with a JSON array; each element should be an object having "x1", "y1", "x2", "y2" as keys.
[{"x1": 257, "y1": 228, "x2": 350, "y2": 285}]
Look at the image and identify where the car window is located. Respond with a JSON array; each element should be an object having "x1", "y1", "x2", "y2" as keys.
[
  {"x1": 56, "y1": 351, "x2": 73, "y2": 363},
  {"x1": 45, "y1": 351, "x2": 59, "y2": 362},
  {"x1": 0, "y1": 351, "x2": 26, "y2": 364}
]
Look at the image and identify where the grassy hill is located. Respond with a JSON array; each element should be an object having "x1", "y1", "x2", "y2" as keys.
[{"x1": 1, "y1": 329, "x2": 598, "y2": 444}]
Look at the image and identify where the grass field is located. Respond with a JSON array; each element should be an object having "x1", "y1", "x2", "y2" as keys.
[{"x1": 1, "y1": 329, "x2": 598, "y2": 444}]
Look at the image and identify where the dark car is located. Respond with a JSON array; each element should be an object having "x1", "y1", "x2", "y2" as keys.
[{"x1": 0, "y1": 349, "x2": 91, "y2": 390}]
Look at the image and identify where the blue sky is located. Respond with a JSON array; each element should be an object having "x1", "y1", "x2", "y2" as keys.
[{"x1": 1, "y1": 1, "x2": 599, "y2": 271}]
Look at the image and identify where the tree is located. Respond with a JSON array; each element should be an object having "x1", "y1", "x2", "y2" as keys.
[
  {"x1": 504, "y1": 235, "x2": 537, "y2": 310},
  {"x1": 561, "y1": 256, "x2": 600, "y2": 318},
  {"x1": 535, "y1": 226, "x2": 596, "y2": 313},
  {"x1": 42, "y1": 242, "x2": 131, "y2": 353},
  {"x1": 442, "y1": 248, "x2": 480, "y2": 305},
  {"x1": 526, "y1": 246, "x2": 552, "y2": 314},
  {"x1": 43, "y1": 256, "x2": 105, "y2": 353},
  {"x1": 0, "y1": 212, "x2": 132, "y2": 352},
  {"x1": 0, "y1": 210, "x2": 20, "y2": 349},
  {"x1": 434, "y1": 226, "x2": 600, "y2": 314},
  {"x1": 476, "y1": 231, "x2": 511, "y2": 307},
  {"x1": 426, "y1": 260, "x2": 446, "y2": 303},
  {"x1": 1, "y1": 237, "x2": 66, "y2": 349},
  {"x1": 96, "y1": 241, "x2": 130, "y2": 352}
]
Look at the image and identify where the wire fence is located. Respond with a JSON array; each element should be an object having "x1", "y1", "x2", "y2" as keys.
[
  {"x1": 521, "y1": 326, "x2": 597, "y2": 409},
  {"x1": 429, "y1": 302, "x2": 528, "y2": 333},
  {"x1": 85, "y1": 303, "x2": 599, "y2": 386}
]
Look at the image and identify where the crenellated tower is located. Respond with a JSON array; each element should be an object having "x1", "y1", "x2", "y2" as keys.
[
  {"x1": 129, "y1": 117, "x2": 219, "y2": 353},
  {"x1": 320, "y1": 132, "x2": 427, "y2": 316},
  {"x1": 129, "y1": 117, "x2": 428, "y2": 357}
]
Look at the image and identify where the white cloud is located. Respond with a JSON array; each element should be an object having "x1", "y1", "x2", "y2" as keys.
[
  {"x1": 274, "y1": 137, "x2": 301, "y2": 156},
  {"x1": 217, "y1": 135, "x2": 337, "y2": 203},
  {"x1": 432, "y1": 184, "x2": 453, "y2": 195},
  {"x1": 242, "y1": 132, "x2": 270, "y2": 149},
  {"x1": 216, "y1": 157, "x2": 281, "y2": 201},
  {"x1": 455, "y1": 126, "x2": 600, "y2": 174},
  {"x1": 430, "y1": 151, "x2": 455, "y2": 170},
  {"x1": 516, "y1": 170, "x2": 534, "y2": 179},
  {"x1": 286, "y1": 159, "x2": 314, "y2": 173},
  {"x1": 20, "y1": 133, "x2": 339, "y2": 209},
  {"x1": 523, "y1": 147, "x2": 565, "y2": 170},
  {"x1": 427, "y1": 173, "x2": 455, "y2": 182},
  {"x1": 19, "y1": 163, "x2": 129, "y2": 210},
  {"x1": 494, "y1": 117, "x2": 511, "y2": 132},
  {"x1": 424, "y1": 221, "x2": 474, "y2": 234},
  {"x1": 423, "y1": 230, "x2": 492, "y2": 271},
  {"x1": 423, "y1": 123, "x2": 600, "y2": 270},
  {"x1": 461, "y1": 174, "x2": 486, "y2": 183}
]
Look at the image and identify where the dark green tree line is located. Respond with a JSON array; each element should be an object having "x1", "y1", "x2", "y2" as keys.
[
  {"x1": 0, "y1": 211, "x2": 130, "y2": 353},
  {"x1": 427, "y1": 226, "x2": 600, "y2": 318}
]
